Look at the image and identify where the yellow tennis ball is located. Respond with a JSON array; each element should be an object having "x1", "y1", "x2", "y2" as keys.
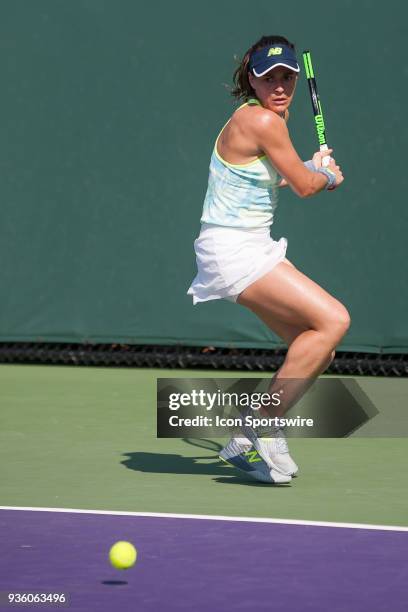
[{"x1": 109, "y1": 541, "x2": 137, "y2": 570}]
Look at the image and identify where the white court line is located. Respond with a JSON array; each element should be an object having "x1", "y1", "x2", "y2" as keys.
[{"x1": 1, "y1": 506, "x2": 408, "y2": 532}]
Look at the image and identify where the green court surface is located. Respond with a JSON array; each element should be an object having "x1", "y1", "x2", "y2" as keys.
[{"x1": 1, "y1": 365, "x2": 407, "y2": 526}]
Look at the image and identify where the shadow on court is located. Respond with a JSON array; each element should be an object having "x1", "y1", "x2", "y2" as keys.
[
  {"x1": 120, "y1": 439, "x2": 291, "y2": 485},
  {"x1": 121, "y1": 452, "x2": 290, "y2": 488},
  {"x1": 120, "y1": 451, "x2": 291, "y2": 487},
  {"x1": 213, "y1": 476, "x2": 291, "y2": 487},
  {"x1": 121, "y1": 438, "x2": 229, "y2": 476},
  {"x1": 121, "y1": 451, "x2": 229, "y2": 476}
]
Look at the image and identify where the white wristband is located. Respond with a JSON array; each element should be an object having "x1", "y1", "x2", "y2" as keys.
[{"x1": 316, "y1": 167, "x2": 336, "y2": 189}]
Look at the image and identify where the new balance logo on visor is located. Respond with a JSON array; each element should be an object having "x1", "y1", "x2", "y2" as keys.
[
  {"x1": 249, "y1": 45, "x2": 300, "y2": 76},
  {"x1": 267, "y1": 47, "x2": 283, "y2": 56}
]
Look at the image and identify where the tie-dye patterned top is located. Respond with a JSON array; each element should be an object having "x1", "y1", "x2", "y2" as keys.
[{"x1": 200, "y1": 99, "x2": 280, "y2": 229}]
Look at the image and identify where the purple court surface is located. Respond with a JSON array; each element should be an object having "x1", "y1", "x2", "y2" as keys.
[{"x1": 1, "y1": 508, "x2": 407, "y2": 612}]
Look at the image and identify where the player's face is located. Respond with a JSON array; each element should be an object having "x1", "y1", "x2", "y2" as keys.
[{"x1": 249, "y1": 67, "x2": 298, "y2": 115}]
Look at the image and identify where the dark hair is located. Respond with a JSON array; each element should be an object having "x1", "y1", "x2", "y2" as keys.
[{"x1": 231, "y1": 35, "x2": 296, "y2": 101}]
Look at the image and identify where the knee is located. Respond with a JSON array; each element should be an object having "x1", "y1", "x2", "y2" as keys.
[
  {"x1": 321, "y1": 304, "x2": 351, "y2": 344},
  {"x1": 333, "y1": 306, "x2": 351, "y2": 336}
]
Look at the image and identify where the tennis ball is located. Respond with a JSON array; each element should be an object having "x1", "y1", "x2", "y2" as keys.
[{"x1": 109, "y1": 541, "x2": 137, "y2": 570}]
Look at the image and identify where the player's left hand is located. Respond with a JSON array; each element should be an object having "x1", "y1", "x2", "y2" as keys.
[{"x1": 311, "y1": 148, "x2": 333, "y2": 168}]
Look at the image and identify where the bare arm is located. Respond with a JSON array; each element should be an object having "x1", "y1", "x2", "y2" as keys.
[
  {"x1": 279, "y1": 148, "x2": 334, "y2": 188},
  {"x1": 251, "y1": 111, "x2": 342, "y2": 197}
]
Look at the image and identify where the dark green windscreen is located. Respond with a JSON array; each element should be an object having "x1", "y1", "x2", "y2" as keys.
[{"x1": 0, "y1": 0, "x2": 406, "y2": 352}]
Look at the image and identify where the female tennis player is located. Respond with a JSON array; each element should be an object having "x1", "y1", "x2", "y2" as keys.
[{"x1": 187, "y1": 35, "x2": 350, "y2": 484}]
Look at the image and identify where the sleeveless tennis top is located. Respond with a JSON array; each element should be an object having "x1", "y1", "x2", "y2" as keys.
[{"x1": 200, "y1": 99, "x2": 280, "y2": 229}]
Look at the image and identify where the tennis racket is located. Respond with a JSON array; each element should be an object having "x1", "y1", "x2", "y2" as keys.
[{"x1": 302, "y1": 50, "x2": 331, "y2": 167}]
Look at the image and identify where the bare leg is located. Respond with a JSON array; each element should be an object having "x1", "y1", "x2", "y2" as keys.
[{"x1": 237, "y1": 259, "x2": 350, "y2": 418}]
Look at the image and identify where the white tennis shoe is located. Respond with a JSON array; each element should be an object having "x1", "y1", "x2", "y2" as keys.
[
  {"x1": 219, "y1": 437, "x2": 291, "y2": 484},
  {"x1": 254, "y1": 430, "x2": 299, "y2": 477},
  {"x1": 241, "y1": 420, "x2": 299, "y2": 478}
]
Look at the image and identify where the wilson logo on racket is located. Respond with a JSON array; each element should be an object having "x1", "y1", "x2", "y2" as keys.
[
  {"x1": 267, "y1": 47, "x2": 283, "y2": 56},
  {"x1": 314, "y1": 114, "x2": 326, "y2": 144}
]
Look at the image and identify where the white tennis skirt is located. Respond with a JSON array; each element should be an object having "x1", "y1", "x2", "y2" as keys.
[{"x1": 187, "y1": 223, "x2": 287, "y2": 304}]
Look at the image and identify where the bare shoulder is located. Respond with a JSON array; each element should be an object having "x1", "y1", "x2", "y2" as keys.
[{"x1": 231, "y1": 103, "x2": 286, "y2": 139}]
